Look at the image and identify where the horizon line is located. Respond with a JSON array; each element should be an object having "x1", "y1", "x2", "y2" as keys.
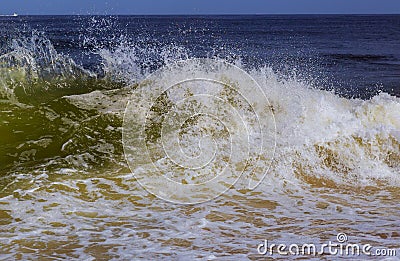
[{"x1": 5, "y1": 13, "x2": 400, "y2": 16}]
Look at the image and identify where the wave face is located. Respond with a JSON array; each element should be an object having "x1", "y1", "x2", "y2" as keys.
[{"x1": 0, "y1": 16, "x2": 399, "y2": 259}]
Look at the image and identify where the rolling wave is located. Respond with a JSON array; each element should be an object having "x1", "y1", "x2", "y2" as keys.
[
  {"x1": 0, "y1": 32, "x2": 398, "y2": 192},
  {"x1": 0, "y1": 19, "x2": 399, "y2": 260}
]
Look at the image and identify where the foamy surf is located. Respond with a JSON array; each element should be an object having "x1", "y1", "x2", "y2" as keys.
[{"x1": 0, "y1": 21, "x2": 399, "y2": 259}]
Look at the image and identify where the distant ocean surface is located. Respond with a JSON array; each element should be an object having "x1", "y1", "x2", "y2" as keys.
[{"x1": 0, "y1": 15, "x2": 399, "y2": 259}]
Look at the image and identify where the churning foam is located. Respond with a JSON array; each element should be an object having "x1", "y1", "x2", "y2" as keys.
[{"x1": 0, "y1": 32, "x2": 398, "y2": 190}]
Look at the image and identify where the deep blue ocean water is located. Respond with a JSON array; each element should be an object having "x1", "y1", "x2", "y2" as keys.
[{"x1": 1, "y1": 15, "x2": 399, "y2": 98}]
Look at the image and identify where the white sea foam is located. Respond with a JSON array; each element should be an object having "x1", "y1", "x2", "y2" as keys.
[{"x1": 0, "y1": 32, "x2": 399, "y2": 260}]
